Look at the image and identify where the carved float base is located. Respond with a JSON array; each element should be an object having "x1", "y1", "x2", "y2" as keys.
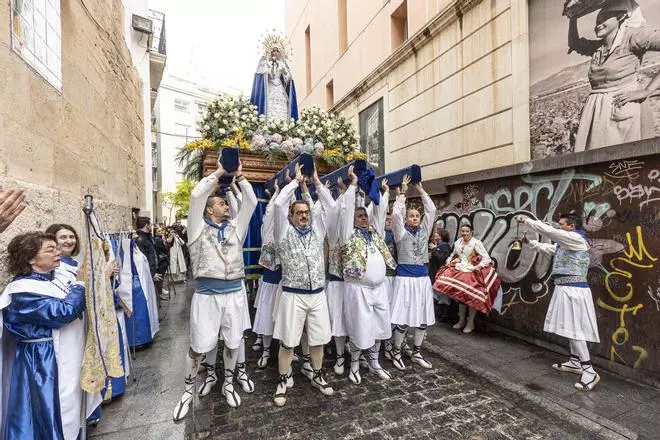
[{"x1": 202, "y1": 150, "x2": 339, "y2": 182}]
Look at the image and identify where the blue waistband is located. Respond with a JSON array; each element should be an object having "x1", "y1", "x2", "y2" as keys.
[
  {"x1": 262, "y1": 268, "x2": 282, "y2": 284},
  {"x1": 396, "y1": 263, "x2": 428, "y2": 278},
  {"x1": 196, "y1": 277, "x2": 243, "y2": 295},
  {"x1": 552, "y1": 274, "x2": 589, "y2": 288},
  {"x1": 328, "y1": 274, "x2": 344, "y2": 282},
  {"x1": 282, "y1": 286, "x2": 324, "y2": 294}
]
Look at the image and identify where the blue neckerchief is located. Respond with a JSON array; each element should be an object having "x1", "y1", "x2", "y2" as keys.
[
  {"x1": 204, "y1": 217, "x2": 229, "y2": 242},
  {"x1": 294, "y1": 225, "x2": 313, "y2": 237},
  {"x1": 356, "y1": 226, "x2": 372, "y2": 244},
  {"x1": 405, "y1": 224, "x2": 420, "y2": 235}
]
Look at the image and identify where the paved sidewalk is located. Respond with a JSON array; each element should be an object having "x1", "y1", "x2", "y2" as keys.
[{"x1": 423, "y1": 323, "x2": 660, "y2": 440}]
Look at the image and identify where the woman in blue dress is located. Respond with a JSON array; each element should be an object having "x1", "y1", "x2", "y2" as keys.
[{"x1": 0, "y1": 231, "x2": 86, "y2": 440}]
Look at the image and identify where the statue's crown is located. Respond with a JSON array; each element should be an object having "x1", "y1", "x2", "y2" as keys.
[{"x1": 259, "y1": 31, "x2": 292, "y2": 59}]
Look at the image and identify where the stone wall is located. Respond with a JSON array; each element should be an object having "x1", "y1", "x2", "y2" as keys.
[
  {"x1": 0, "y1": 1, "x2": 145, "y2": 277},
  {"x1": 329, "y1": 0, "x2": 530, "y2": 180},
  {"x1": 428, "y1": 143, "x2": 660, "y2": 383}
]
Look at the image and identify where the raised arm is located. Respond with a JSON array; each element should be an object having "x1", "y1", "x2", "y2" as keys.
[
  {"x1": 274, "y1": 179, "x2": 300, "y2": 243},
  {"x1": 261, "y1": 186, "x2": 280, "y2": 244},
  {"x1": 338, "y1": 171, "x2": 358, "y2": 245},
  {"x1": 234, "y1": 175, "x2": 257, "y2": 242},
  {"x1": 188, "y1": 164, "x2": 223, "y2": 243},
  {"x1": 518, "y1": 217, "x2": 588, "y2": 251},
  {"x1": 226, "y1": 191, "x2": 239, "y2": 219},
  {"x1": 567, "y1": 17, "x2": 600, "y2": 56},
  {"x1": 314, "y1": 176, "x2": 335, "y2": 239},
  {"x1": 371, "y1": 179, "x2": 389, "y2": 236},
  {"x1": 417, "y1": 183, "x2": 437, "y2": 235}
]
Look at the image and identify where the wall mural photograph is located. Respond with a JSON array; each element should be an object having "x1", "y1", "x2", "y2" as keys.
[
  {"x1": 529, "y1": 0, "x2": 660, "y2": 160},
  {"x1": 359, "y1": 98, "x2": 385, "y2": 175}
]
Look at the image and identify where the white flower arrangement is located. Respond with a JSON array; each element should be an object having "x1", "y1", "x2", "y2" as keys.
[{"x1": 194, "y1": 92, "x2": 363, "y2": 164}]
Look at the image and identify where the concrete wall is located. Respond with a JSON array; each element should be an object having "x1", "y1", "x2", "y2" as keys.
[
  {"x1": 286, "y1": 0, "x2": 530, "y2": 180},
  {"x1": 429, "y1": 142, "x2": 660, "y2": 383},
  {"x1": 0, "y1": 1, "x2": 145, "y2": 268}
]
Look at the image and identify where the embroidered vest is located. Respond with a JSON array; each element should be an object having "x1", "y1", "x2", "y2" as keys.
[
  {"x1": 189, "y1": 222, "x2": 245, "y2": 280},
  {"x1": 342, "y1": 228, "x2": 396, "y2": 280},
  {"x1": 552, "y1": 246, "x2": 590, "y2": 280},
  {"x1": 279, "y1": 225, "x2": 326, "y2": 292},
  {"x1": 385, "y1": 230, "x2": 397, "y2": 276},
  {"x1": 328, "y1": 245, "x2": 343, "y2": 279},
  {"x1": 259, "y1": 242, "x2": 280, "y2": 271},
  {"x1": 396, "y1": 226, "x2": 430, "y2": 265}
]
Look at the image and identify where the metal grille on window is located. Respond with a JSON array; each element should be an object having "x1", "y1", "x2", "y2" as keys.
[{"x1": 10, "y1": 0, "x2": 63, "y2": 90}]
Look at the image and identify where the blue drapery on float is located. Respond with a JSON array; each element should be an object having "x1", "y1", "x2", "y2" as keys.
[
  {"x1": 243, "y1": 182, "x2": 267, "y2": 278},
  {"x1": 250, "y1": 73, "x2": 299, "y2": 122}
]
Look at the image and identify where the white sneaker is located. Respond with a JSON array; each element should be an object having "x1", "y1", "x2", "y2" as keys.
[
  {"x1": 172, "y1": 387, "x2": 193, "y2": 422},
  {"x1": 311, "y1": 370, "x2": 334, "y2": 396},
  {"x1": 333, "y1": 355, "x2": 345, "y2": 375},
  {"x1": 235, "y1": 364, "x2": 255, "y2": 393},
  {"x1": 274, "y1": 375, "x2": 288, "y2": 407}
]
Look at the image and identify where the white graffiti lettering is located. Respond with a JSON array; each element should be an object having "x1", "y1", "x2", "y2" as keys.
[{"x1": 613, "y1": 183, "x2": 660, "y2": 209}]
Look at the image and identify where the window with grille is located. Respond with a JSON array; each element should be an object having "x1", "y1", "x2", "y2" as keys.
[{"x1": 10, "y1": 0, "x2": 62, "y2": 90}]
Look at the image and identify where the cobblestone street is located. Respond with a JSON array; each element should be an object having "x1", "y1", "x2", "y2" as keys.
[
  {"x1": 187, "y1": 339, "x2": 597, "y2": 440},
  {"x1": 91, "y1": 283, "x2": 651, "y2": 440}
]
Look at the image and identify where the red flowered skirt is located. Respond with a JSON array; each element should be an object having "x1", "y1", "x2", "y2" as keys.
[{"x1": 433, "y1": 260, "x2": 501, "y2": 314}]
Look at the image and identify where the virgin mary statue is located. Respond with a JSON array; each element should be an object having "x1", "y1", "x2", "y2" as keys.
[{"x1": 250, "y1": 34, "x2": 299, "y2": 123}]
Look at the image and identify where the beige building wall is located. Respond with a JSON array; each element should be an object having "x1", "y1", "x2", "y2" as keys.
[
  {"x1": 0, "y1": 1, "x2": 145, "y2": 247},
  {"x1": 286, "y1": 0, "x2": 530, "y2": 182}
]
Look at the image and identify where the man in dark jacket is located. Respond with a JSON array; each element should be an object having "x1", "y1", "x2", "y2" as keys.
[{"x1": 135, "y1": 216, "x2": 159, "y2": 277}]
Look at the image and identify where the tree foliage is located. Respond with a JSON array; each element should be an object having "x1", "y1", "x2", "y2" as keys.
[{"x1": 162, "y1": 179, "x2": 196, "y2": 219}]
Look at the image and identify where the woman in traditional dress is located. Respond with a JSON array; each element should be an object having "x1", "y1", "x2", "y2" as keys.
[
  {"x1": 569, "y1": 0, "x2": 660, "y2": 152},
  {"x1": 388, "y1": 175, "x2": 437, "y2": 371},
  {"x1": 434, "y1": 224, "x2": 499, "y2": 334},
  {"x1": 1, "y1": 232, "x2": 86, "y2": 440}
]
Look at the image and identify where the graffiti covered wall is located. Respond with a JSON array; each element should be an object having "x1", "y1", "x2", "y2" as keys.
[{"x1": 434, "y1": 155, "x2": 660, "y2": 377}]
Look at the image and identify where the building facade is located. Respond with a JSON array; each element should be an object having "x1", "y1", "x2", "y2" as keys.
[
  {"x1": 152, "y1": 75, "x2": 220, "y2": 224},
  {"x1": 0, "y1": 0, "x2": 165, "y2": 251},
  {"x1": 286, "y1": 0, "x2": 660, "y2": 384}
]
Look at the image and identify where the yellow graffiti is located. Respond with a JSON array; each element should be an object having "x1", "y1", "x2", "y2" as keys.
[
  {"x1": 605, "y1": 226, "x2": 657, "y2": 302},
  {"x1": 598, "y1": 226, "x2": 654, "y2": 369}
]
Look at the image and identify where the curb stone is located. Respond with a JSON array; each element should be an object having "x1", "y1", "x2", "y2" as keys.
[{"x1": 423, "y1": 339, "x2": 639, "y2": 440}]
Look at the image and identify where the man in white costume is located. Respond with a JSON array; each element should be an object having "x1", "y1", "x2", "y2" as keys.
[
  {"x1": 516, "y1": 212, "x2": 601, "y2": 391},
  {"x1": 339, "y1": 171, "x2": 394, "y2": 384},
  {"x1": 271, "y1": 164, "x2": 335, "y2": 406},
  {"x1": 172, "y1": 160, "x2": 257, "y2": 421}
]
